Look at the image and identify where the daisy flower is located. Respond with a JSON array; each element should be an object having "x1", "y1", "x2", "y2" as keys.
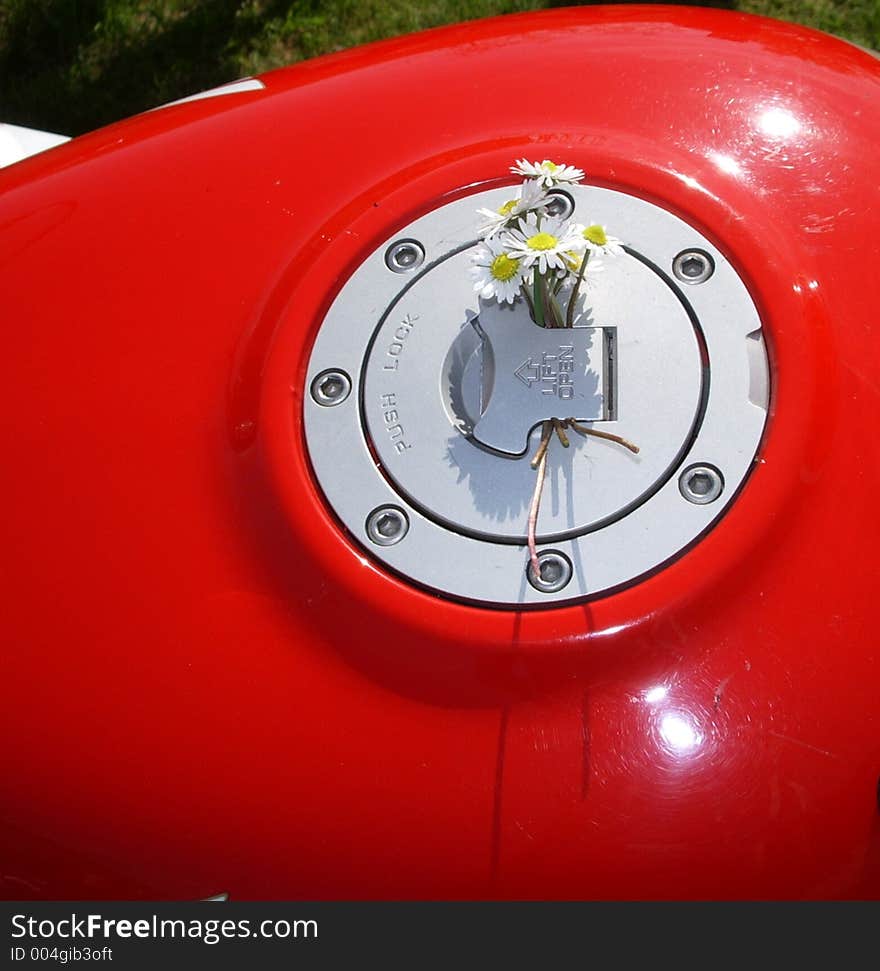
[
  {"x1": 511, "y1": 158, "x2": 585, "y2": 189},
  {"x1": 554, "y1": 247, "x2": 599, "y2": 278},
  {"x1": 475, "y1": 179, "x2": 549, "y2": 238},
  {"x1": 582, "y1": 223, "x2": 625, "y2": 257},
  {"x1": 503, "y1": 213, "x2": 586, "y2": 275},
  {"x1": 469, "y1": 237, "x2": 530, "y2": 305},
  {"x1": 559, "y1": 253, "x2": 605, "y2": 282}
]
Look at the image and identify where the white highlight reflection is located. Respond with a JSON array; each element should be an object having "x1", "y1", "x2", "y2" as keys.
[
  {"x1": 708, "y1": 151, "x2": 742, "y2": 177},
  {"x1": 659, "y1": 712, "x2": 703, "y2": 753},
  {"x1": 759, "y1": 107, "x2": 801, "y2": 139},
  {"x1": 644, "y1": 685, "x2": 668, "y2": 704}
]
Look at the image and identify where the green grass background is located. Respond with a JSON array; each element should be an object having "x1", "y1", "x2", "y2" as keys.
[{"x1": 2, "y1": 0, "x2": 878, "y2": 135}]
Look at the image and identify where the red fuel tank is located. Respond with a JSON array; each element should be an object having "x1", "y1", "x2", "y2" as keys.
[{"x1": 1, "y1": 6, "x2": 879, "y2": 899}]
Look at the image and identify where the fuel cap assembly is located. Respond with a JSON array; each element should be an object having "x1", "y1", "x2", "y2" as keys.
[{"x1": 304, "y1": 185, "x2": 769, "y2": 606}]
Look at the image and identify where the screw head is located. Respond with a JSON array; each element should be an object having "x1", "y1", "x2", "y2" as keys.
[
  {"x1": 527, "y1": 550, "x2": 573, "y2": 593},
  {"x1": 679, "y1": 464, "x2": 724, "y2": 504},
  {"x1": 673, "y1": 249, "x2": 715, "y2": 285},
  {"x1": 310, "y1": 369, "x2": 351, "y2": 406},
  {"x1": 366, "y1": 505, "x2": 409, "y2": 546},
  {"x1": 385, "y1": 239, "x2": 425, "y2": 273},
  {"x1": 546, "y1": 189, "x2": 575, "y2": 220}
]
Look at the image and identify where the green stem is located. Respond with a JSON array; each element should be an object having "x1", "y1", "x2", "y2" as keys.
[
  {"x1": 533, "y1": 271, "x2": 545, "y2": 327},
  {"x1": 550, "y1": 292, "x2": 566, "y2": 329},
  {"x1": 566, "y1": 249, "x2": 591, "y2": 329},
  {"x1": 541, "y1": 273, "x2": 553, "y2": 327}
]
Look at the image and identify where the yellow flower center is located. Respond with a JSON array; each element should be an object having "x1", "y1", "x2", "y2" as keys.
[
  {"x1": 490, "y1": 253, "x2": 521, "y2": 282},
  {"x1": 542, "y1": 161, "x2": 559, "y2": 173},
  {"x1": 564, "y1": 251, "x2": 582, "y2": 270},
  {"x1": 526, "y1": 232, "x2": 558, "y2": 252},
  {"x1": 497, "y1": 199, "x2": 517, "y2": 216},
  {"x1": 584, "y1": 225, "x2": 608, "y2": 246}
]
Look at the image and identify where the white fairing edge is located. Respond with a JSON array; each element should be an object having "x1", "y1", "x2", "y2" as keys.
[
  {"x1": 0, "y1": 123, "x2": 70, "y2": 168},
  {"x1": 153, "y1": 77, "x2": 265, "y2": 109}
]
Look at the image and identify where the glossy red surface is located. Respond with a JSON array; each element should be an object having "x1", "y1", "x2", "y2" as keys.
[{"x1": 1, "y1": 6, "x2": 879, "y2": 899}]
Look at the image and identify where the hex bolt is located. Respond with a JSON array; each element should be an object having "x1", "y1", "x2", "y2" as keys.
[
  {"x1": 366, "y1": 505, "x2": 409, "y2": 546},
  {"x1": 679, "y1": 464, "x2": 724, "y2": 504},
  {"x1": 546, "y1": 189, "x2": 575, "y2": 220},
  {"x1": 310, "y1": 369, "x2": 351, "y2": 407},
  {"x1": 527, "y1": 549, "x2": 573, "y2": 594},
  {"x1": 385, "y1": 239, "x2": 425, "y2": 273},
  {"x1": 672, "y1": 249, "x2": 715, "y2": 285}
]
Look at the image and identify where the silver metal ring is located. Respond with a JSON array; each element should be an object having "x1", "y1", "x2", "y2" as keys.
[{"x1": 303, "y1": 186, "x2": 768, "y2": 606}]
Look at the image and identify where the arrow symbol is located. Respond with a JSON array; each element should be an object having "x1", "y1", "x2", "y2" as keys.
[{"x1": 514, "y1": 358, "x2": 540, "y2": 387}]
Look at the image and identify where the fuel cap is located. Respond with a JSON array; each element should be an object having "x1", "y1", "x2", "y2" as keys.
[{"x1": 304, "y1": 184, "x2": 769, "y2": 606}]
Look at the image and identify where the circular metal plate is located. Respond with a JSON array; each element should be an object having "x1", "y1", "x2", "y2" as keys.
[
  {"x1": 362, "y1": 244, "x2": 703, "y2": 541},
  {"x1": 304, "y1": 185, "x2": 769, "y2": 606}
]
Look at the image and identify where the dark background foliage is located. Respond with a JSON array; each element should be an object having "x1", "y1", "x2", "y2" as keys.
[{"x1": 2, "y1": 0, "x2": 877, "y2": 135}]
